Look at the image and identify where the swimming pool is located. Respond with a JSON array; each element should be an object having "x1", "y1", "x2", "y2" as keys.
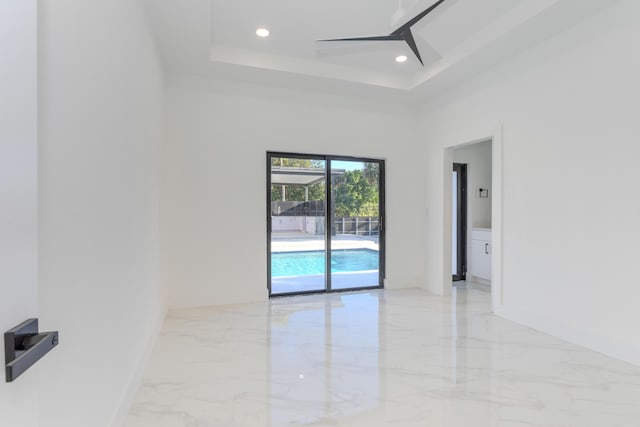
[{"x1": 271, "y1": 249, "x2": 379, "y2": 277}]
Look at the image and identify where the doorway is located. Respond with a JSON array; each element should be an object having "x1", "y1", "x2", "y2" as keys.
[
  {"x1": 452, "y1": 163, "x2": 467, "y2": 282},
  {"x1": 267, "y1": 152, "x2": 385, "y2": 296},
  {"x1": 447, "y1": 139, "x2": 494, "y2": 293}
]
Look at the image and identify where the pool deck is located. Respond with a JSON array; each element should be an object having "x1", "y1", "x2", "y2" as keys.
[{"x1": 271, "y1": 232, "x2": 378, "y2": 253}]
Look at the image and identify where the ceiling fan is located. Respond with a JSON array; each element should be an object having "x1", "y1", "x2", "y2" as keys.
[{"x1": 318, "y1": 0, "x2": 446, "y2": 66}]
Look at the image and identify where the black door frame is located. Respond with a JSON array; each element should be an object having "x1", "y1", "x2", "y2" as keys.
[
  {"x1": 267, "y1": 151, "x2": 385, "y2": 297},
  {"x1": 453, "y1": 163, "x2": 467, "y2": 282}
]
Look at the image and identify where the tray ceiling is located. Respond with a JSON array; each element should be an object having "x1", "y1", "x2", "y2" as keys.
[{"x1": 141, "y1": 0, "x2": 619, "y2": 101}]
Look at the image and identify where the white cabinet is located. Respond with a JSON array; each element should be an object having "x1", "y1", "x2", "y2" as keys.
[{"x1": 470, "y1": 228, "x2": 491, "y2": 281}]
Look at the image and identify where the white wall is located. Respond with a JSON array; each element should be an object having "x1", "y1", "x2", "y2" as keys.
[
  {"x1": 38, "y1": 0, "x2": 166, "y2": 425},
  {"x1": 420, "y1": 0, "x2": 640, "y2": 365},
  {"x1": 163, "y1": 75, "x2": 425, "y2": 308},
  {"x1": 0, "y1": 1, "x2": 39, "y2": 425}
]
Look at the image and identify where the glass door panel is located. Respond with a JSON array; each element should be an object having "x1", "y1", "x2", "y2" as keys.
[
  {"x1": 329, "y1": 159, "x2": 383, "y2": 290},
  {"x1": 269, "y1": 156, "x2": 327, "y2": 295},
  {"x1": 452, "y1": 170, "x2": 458, "y2": 276},
  {"x1": 452, "y1": 163, "x2": 467, "y2": 282}
]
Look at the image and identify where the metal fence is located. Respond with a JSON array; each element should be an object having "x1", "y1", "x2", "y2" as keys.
[
  {"x1": 334, "y1": 217, "x2": 380, "y2": 236},
  {"x1": 271, "y1": 201, "x2": 379, "y2": 236}
]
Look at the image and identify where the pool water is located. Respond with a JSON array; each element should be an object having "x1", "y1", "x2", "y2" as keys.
[{"x1": 271, "y1": 249, "x2": 379, "y2": 277}]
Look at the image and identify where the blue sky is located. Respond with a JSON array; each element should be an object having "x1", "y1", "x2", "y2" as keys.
[{"x1": 331, "y1": 160, "x2": 364, "y2": 171}]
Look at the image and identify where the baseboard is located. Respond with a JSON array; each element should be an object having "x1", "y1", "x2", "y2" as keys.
[
  {"x1": 467, "y1": 275, "x2": 491, "y2": 287},
  {"x1": 385, "y1": 277, "x2": 426, "y2": 292},
  {"x1": 494, "y1": 303, "x2": 640, "y2": 367},
  {"x1": 109, "y1": 306, "x2": 168, "y2": 426}
]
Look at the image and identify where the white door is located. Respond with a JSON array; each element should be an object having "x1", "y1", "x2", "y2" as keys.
[{"x1": 0, "y1": 1, "x2": 39, "y2": 425}]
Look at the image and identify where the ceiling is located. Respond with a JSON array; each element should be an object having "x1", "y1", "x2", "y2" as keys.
[{"x1": 141, "y1": 0, "x2": 618, "y2": 101}]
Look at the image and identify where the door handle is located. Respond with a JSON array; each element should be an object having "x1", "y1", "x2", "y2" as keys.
[
  {"x1": 485, "y1": 243, "x2": 489, "y2": 255},
  {"x1": 5, "y1": 319, "x2": 59, "y2": 382}
]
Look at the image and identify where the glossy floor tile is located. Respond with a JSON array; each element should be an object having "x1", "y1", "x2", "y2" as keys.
[{"x1": 125, "y1": 288, "x2": 640, "y2": 426}]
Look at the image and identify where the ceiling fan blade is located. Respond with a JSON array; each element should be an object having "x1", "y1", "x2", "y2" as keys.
[
  {"x1": 391, "y1": 0, "x2": 447, "y2": 35},
  {"x1": 402, "y1": 29, "x2": 423, "y2": 65},
  {"x1": 317, "y1": 0, "x2": 446, "y2": 67},
  {"x1": 318, "y1": 35, "x2": 403, "y2": 43}
]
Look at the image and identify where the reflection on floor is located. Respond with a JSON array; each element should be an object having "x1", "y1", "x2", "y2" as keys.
[
  {"x1": 126, "y1": 288, "x2": 640, "y2": 427},
  {"x1": 453, "y1": 279, "x2": 491, "y2": 293}
]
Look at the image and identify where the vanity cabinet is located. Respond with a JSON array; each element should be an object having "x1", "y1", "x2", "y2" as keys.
[{"x1": 470, "y1": 228, "x2": 491, "y2": 281}]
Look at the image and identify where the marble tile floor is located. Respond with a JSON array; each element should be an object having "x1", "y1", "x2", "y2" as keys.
[
  {"x1": 271, "y1": 270, "x2": 379, "y2": 294},
  {"x1": 125, "y1": 288, "x2": 640, "y2": 427}
]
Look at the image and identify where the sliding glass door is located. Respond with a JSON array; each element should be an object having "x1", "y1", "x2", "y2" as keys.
[
  {"x1": 269, "y1": 155, "x2": 327, "y2": 295},
  {"x1": 267, "y1": 153, "x2": 385, "y2": 296},
  {"x1": 330, "y1": 159, "x2": 383, "y2": 290}
]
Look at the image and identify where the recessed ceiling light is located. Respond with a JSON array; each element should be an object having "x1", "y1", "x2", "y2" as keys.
[
  {"x1": 256, "y1": 28, "x2": 270, "y2": 38},
  {"x1": 395, "y1": 55, "x2": 408, "y2": 63}
]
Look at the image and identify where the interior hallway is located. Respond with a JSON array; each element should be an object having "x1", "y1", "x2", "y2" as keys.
[{"x1": 126, "y1": 288, "x2": 640, "y2": 426}]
